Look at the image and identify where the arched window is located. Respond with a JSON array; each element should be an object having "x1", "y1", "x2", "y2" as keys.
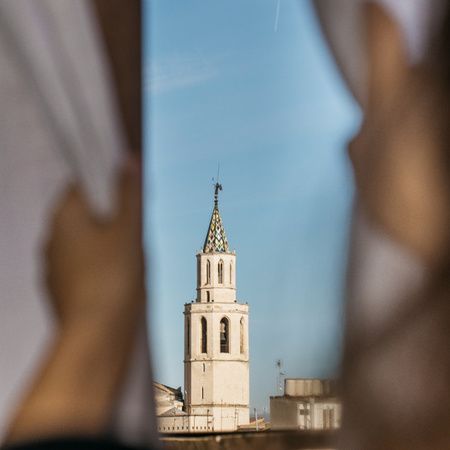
[
  {"x1": 218, "y1": 260, "x2": 224, "y2": 284},
  {"x1": 206, "y1": 260, "x2": 211, "y2": 284},
  {"x1": 229, "y1": 262, "x2": 233, "y2": 284},
  {"x1": 220, "y1": 317, "x2": 229, "y2": 353},
  {"x1": 201, "y1": 317, "x2": 207, "y2": 353},
  {"x1": 186, "y1": 317, "x2": 191, "y2": 356},
  {"x1": 240, "y1": 317, "x2": 244, "y2": 354}
]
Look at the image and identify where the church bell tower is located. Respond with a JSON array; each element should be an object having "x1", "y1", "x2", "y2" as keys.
[{"x1": 184, "y1": 183, "x2": 250, "y2": 431}]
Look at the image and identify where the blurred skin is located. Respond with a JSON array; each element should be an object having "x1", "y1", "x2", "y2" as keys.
[
  {"x1": 6, "y1": 160, "x2": 145, "y2": 443},
  {"x1": 93, "y1": 0, "x2": 141, "y2": 151},
  {"x1": 351, "y1": 4, "x2": 450, "y2": 265},
  {"x1": 343, "y1": 4, "x2": 450, "y2": 450}
]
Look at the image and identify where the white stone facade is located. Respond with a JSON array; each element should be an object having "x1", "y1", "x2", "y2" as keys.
[
  {"x1": 183, "y1": 189, "x2": 250, "y2": 431},
  {"x1": 158, "y1": 414, "x2": 211, "y2": 434},
  {"x1": 154, "y1": 382, "x2": 183, "y2": 416}
]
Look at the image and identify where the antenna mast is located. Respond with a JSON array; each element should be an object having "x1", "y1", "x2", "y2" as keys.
[{"x1": 276, "y1": 359, "x2": 285, "y2": 395}]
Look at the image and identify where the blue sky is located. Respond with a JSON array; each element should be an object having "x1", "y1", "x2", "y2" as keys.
[{"x1": 144, "y1": 0, "x2": 360, "y2": 412}]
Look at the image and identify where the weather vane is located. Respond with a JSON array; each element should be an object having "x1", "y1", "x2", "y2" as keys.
[{"x1": 212, "y1": 163, "x2": 222, "y2": 207}]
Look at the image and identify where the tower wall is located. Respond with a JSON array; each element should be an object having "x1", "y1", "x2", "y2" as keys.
[
  {"x1": 196, "y1": 252, "x2": 236, "y2": 303},
  {"x1": 184, "y1": 289, "x2": 250, "y2": 430}
]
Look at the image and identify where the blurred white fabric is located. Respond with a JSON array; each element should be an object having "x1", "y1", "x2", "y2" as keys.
[{"x1": 0, "y1": 0, "x2": 155, "y2": 445}]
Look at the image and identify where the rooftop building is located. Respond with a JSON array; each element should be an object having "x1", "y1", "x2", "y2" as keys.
[{"x1": 270, "y1": 378, "x2": 341, "y2": 431}]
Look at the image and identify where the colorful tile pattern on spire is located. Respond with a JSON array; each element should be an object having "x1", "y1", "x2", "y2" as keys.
[{"x1": 203, "y1": 206, "x2": 229, "y2": 253}]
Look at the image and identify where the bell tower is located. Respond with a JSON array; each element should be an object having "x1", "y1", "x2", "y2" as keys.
[{"x1": 184, "y1": 183, "x2": 250, "y2": 431}]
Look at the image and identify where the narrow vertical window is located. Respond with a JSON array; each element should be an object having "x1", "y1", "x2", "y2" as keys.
[
  {"x1": 206, "y1": 291, "x2": 210, "y2": 302},
  {"x1": 218, "y1": 260, "x2": 224, "y2": 284},
  {"x1": 240, "y1": 317, "x2": 244, "y2": 354},
  {"x1": 323, "y1": 409, "x2": 328, "y2": 429},
  {"x1": 201, "y1": 317, "x2": 207, "y2": 353},
  {"x1": 323, "y1": 408, "x2": 333, "y2": 429},
  {"x1": 220, "y1": 317, "x2": 229, "y2": 353},
  {"x1": 203, "y1": 363, "x2": 206, "y2": 372},
  {"x1": 330, "y1": 408, "x2": 335, "y2": 428},
  {"x1": 186, "y1": 317, "x2": 190, "y2": 356},
  {"x1": 201, "y1": 387, "x2": 204, "y2": 399},
  {"x1": 229, "y1": 262, "x2": 233, "y2": 284},
  {"x1": 206, "y1": 259, "x2": 211, "y2": 284},
  {"x1": 197, "y1": 258, "x2": 201, "y2": 286}
]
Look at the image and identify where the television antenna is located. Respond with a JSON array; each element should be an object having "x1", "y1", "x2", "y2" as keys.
[{"x1": 276, "y1": 359, "x2": 285, "y2": 394}]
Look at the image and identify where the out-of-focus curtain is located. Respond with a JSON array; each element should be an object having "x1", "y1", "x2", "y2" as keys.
[
  {"x1": 313, "y1": 1, "x2": 449, "y2": 448},
  {"x1": 0, "y1": 0, "x2": 155, "y2": 445}
]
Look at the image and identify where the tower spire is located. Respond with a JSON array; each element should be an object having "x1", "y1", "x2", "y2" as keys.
[{"x1": 203, "y1": 181, "x2": 229, "y2": 253}]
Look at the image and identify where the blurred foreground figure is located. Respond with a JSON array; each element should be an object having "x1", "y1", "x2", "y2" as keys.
[
  {"x1": 315, "y1": 1, "x2": 450, "y2": 449},
  {"x1": 0, "y1": 0, "x2": 156, "y2": 447}
]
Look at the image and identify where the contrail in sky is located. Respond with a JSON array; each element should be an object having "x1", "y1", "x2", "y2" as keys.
[{"x1": 274, "y1": 0, "x2": 281, "y2": 32}]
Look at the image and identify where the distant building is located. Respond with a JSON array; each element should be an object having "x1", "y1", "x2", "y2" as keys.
[
  {"x1": 157, "y1": 408, "x2": 211, "y2": 434},
  {"x1": 270, "y1": 378, "x2": 341, "y2": 430},
  {"x1": 154, "y1": 382, "x2": 184, "y2": 416},
  {"x1": 154, "y1": 382, "x2": 213, "y2": 433},
  {"x1": 184, "y1": 182, "x2": 250, "y2": 432},
  {"x1": 157, "y1": 184, "x2": 251, "y2": 433}
]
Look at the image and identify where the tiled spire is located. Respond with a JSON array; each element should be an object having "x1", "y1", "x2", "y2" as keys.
[{"x1": 203, "y1": 183, "x2": 229, "y2": 253}]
